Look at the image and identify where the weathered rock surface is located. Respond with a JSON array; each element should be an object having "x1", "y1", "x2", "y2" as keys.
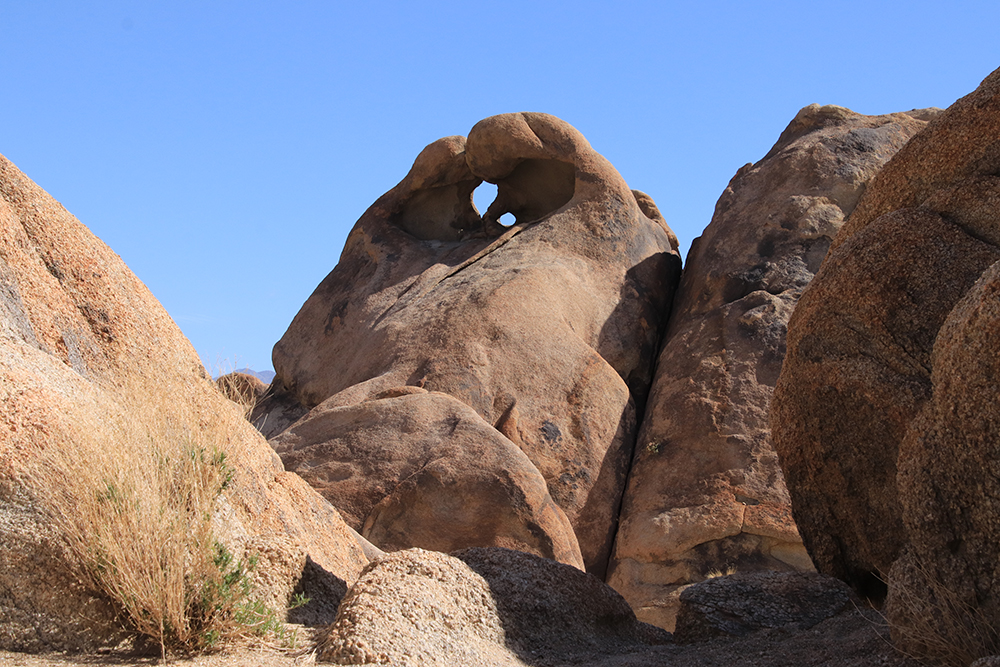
[
  {"x1": 454, "y1": 547, "x2": 671, "y2": 656},
  {"x1": 886, "y1": 259, "x2": 1000, "y2": 662},
  {"x1": 772, "y1": 67, "x2": 1000, "y2": 610},
  {"x1": 836, "y1": 74, "x2": 1000, "y2": 249},
  {"x1": 0, "y1": 153, "x2": 369, "y2": 652},
  {"x1": 317, "y1": 547, "x2": 668, "y2": 666},
  {"x1": 607, "y1": 104, "x2": 931, "y2": 630},
  {"x1": 673, "y1": 571, "x2": 852, "y2": 644},
  {"x1": 271, "y1": 387, "x2": 584, "y2": 569},
  {"x1": 318, "y1": 548, "x2": 521, "y2": 667},
  {"x1": 256, "y1": 112, "x2": 681, "y2": 576}
]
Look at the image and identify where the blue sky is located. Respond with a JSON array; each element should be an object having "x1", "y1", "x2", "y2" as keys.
[{"x1": 2, "y1": 2, "x2": 997, "y2": 373}]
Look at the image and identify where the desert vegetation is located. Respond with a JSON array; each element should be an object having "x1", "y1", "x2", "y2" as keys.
[
  {"x1": 886, "y1": 562, "x2": 1000, "y2": 667},
  {"x1": 26, "y1": 384, "x2": 292, "y2": 658}
]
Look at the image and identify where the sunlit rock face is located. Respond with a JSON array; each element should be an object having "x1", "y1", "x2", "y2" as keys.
[
  {"x1": 317, "y1": 547, "x2": 669, "y2": 666},
  {"x1": 257, "y1": 112, "x2": 682, "y2": 576},
  {"x1": 0, "y1": 153, "x2": 370, "y2": 652},
  {"x1": 271, "y1": 387, "x2": 586, "y2": 571},
  {"x1": 772, "y1": 65, "x2": 1000, "y2": 665},
  {"x1": 608, "y1": 104, "x2": 932, "y2": 631}
]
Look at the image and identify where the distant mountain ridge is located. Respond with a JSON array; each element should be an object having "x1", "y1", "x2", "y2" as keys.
[{"x1": 234, "y1": 368, "x2": 275, "y2": 383}]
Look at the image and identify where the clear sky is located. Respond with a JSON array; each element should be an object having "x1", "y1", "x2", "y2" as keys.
[{"x1": 1, "y1": 2, "x2": 997, "y2": 374}]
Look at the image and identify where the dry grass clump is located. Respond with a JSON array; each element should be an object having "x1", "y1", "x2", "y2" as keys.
[
  {"x1": 886, "y1": 560, "x2": 1000, "y2": 667},
  {"x1": 29, "y1": 385, "x2": 284, "y2": 657},
  {"x1": 215, "y1": 372, "x2": 267, "y2": 419},
  {"x1": 705, "y1": 565, "x2": 738, "y2": 579}
]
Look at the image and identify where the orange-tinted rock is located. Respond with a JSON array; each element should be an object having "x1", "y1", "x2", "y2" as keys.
[
  {"x1": 608, "y1": 104, "x2": 930, "y2": 630},
  {"x1": 271, "y1": 388, "x2": 584, "y2": 569},
  {"x1": 257, "y1": 113, "x2": 681, "y2": 575},
  {"x1": 773, "y1": 210, "x2": 999, "y2": 594},
  {"x1": 0, "y1": 154, "x2": 369, "y2": 651}
]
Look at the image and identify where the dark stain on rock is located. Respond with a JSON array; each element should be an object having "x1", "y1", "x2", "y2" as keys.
[
  {"x1": 723, "y1": 263, "x2": 771, "y2": 303},
  {"x1": 540, "y1": 420, "x2": 562, "y2": 444}
]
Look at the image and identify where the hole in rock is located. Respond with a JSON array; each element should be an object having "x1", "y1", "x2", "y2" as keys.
[
  {"x1": 856, "y1": 571, "x2": 888, "y2": 603},
  {"x1": 473, "y1": 182, "x2": 497, "y2": 217},
  {"x1": 494, "y1": 159, "x2": 575, "y2": 225},
  {"x1": 474, "y1": 159, "x2": 575, "y2": 234},
  {"x1": 473, "y1": 182, "x2": 515, "y2": 227}
]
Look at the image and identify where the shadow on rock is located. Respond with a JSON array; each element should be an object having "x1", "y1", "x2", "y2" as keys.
[{"x1": 286, "y1": 556, "x2": 349, "y2": 627}]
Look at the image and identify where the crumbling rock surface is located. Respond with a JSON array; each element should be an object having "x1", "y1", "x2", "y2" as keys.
[
  {"x1": 0, "y1": 153, "x2": 369, "y2": 651},
  {"x1": 454, "y1": 547, "x2": 671, "y2": 658},
  {"x1": 318, "y1": 548, "x2": 519, "y2": 667},
  {"x1": 317, "y1": 547, "x2": 668, "y2": 666},
  {"x1": 257, "y1": 112, "x2": 681, "y2": 576},
  {"x1": 673, "y1": 571, "x2": 852, "y2": 644},
  {"x1": 887, "y1": 259, "x2": 1000, "y2": 661},
  {"x1": 607, "y1": 103, "x2": 931, "y2": 630}
]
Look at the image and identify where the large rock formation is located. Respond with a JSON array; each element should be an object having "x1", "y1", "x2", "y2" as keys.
[
  {"x1": 607, "y1": 104, "x2": 932, "y2": 629},
  {"x1": 0, "y1": 153, "x2": 369, "y2": 652},
  {"x1": 772, "y1": 66, "x2": 1000, "y2": 594},
  {"x1": 256, "y1": 112, "x2": 681, "y2": 576},
  {"x1": 772, "y1": 65, "x2": 1000, "y2": 664}
]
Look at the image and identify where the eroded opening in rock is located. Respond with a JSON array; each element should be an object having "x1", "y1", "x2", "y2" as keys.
[
  {"x1": 391, "y1": 158, "x2": 575, "y2": 242},
  {"x1": 481, "y1": 159, "x2": 576, "y2": 228},
  {"x1": 473, "y1": 182, "x2": 515, "y2": 227}
]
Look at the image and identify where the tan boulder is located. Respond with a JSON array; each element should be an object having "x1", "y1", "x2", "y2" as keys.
[
  {"x1": 772, "y1": 66, "x2": 1000, "y2": 601},
  {"x1": 256, "y1": 112, "x2": 681, "y2": 575},
  {"x1": 0, "y1": 153, "x2": 369, "y2": 652},
  {"x1": 607, "y1": 104, "x2": 931, "y2": 630},
  {"x1": 318, "y1": 547, "x2": 668, "y2": 666},
  {"x1": 271, "y1": 387, "x2": 584, "y2": 569},
  {"x1": 216, "y1": 370, "x2": 270, "y2": 411},
  {"x1": 318, "y1": 548, "x2": 521, "y2": 667}
]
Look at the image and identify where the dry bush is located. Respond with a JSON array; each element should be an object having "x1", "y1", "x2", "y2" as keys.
[
  {"x1": 886, "y1": 560, "x2": 1000, "y2": 667},
  {"x1": 29, "y1": 384, "x2": 284, "y2": 657},
  {"x1": 705, "y1": 565, "x2": 738, "y2": 579},
  {"x1": 215, "y1": 371, "x2": 269, "y2": 424}
]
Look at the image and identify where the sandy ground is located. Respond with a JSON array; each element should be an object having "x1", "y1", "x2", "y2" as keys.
[
  {"x1": 0, "y1": 607, "x2": 924, "y2": 667},
  {"x1": 0, "y1": 650, "x2": 310, "y2": 667}
]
